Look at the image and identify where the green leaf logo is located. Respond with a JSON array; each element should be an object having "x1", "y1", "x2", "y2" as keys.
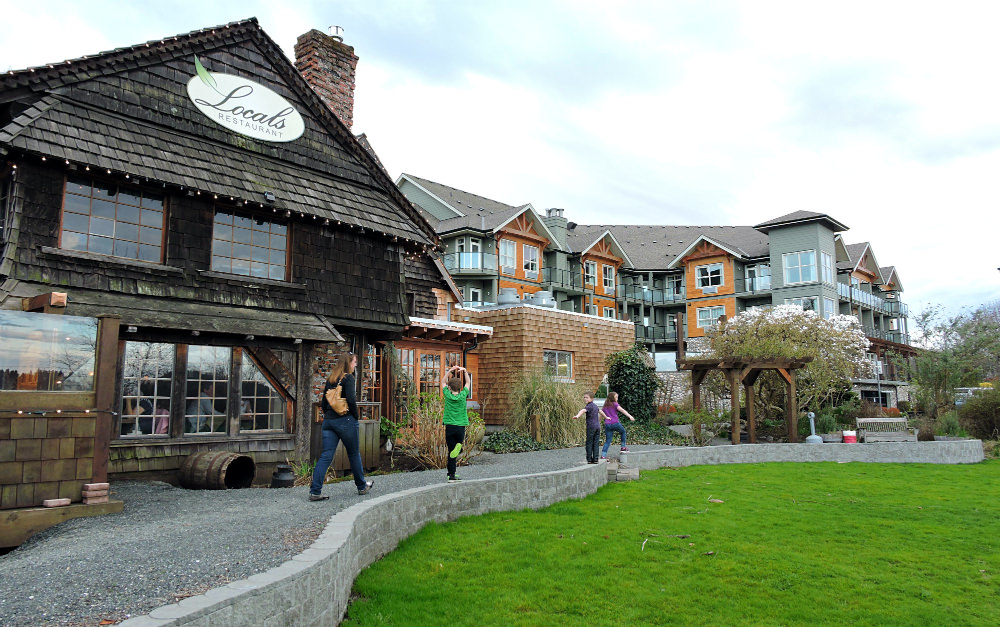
[{"x1": 194, "y1": 56, "x2": 217, "y2": 90}]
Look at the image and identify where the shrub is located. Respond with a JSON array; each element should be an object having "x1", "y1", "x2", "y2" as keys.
[
  {"x1": 395, "y1": 392, "x2": 485, "y2": 469},
  {"x1": 936, "y1": 411, "x2": 965, "y2": 437},
  {"x1": 896, "y1": 400, "x2": 911, "y2": 414},
  {"x1": 482, "y1": 430, "x2": 548, "y2": 454},
  {"x1": 503, "y1": 370, "x2": 584, "y2": 446},
  {"x1": 833, "y1": 397, "x2": 863, "y2": 422},
  {"x1": 606, "y1": 343, "x2": 659, "y2": 421},
  {"x1": 958, "y1": 387, "x2": 1000, "y2": 440},
  {"x1": 626, "y1": 421, "x2": 688, "y2": 446},
  {"x1": 882, "y1": 407, "x2": 902, "y2": 418}
]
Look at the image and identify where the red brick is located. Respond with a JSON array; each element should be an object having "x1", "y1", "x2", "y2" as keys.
[
  {"x1": 83, "y1": 495, "x2": 109, "y2": 504},
  {"x1": 43, "y1": 498, "x2": 71, "y2": 507},
  {"x1": 82, "y1": 489, "x2": 108, "y2": 498},
  {"x1": 83, "y1": 482, "x2": 110, "y2": 490}
]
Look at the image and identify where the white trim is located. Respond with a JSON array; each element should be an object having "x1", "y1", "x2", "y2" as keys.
[
  {"x1": 579, "y1": 230, "x2": 635, "y2": 268},
  {"x1": 395, "y1": 174, "x2": 465, "y2": 218},
  {"x1": 666, "y1": 235, "x2": 745, "y2": 269},
  {"x1": 493, "y1": 205, "x2": 562, "y2": 249}
]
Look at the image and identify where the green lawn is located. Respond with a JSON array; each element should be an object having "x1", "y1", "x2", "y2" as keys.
[{"x1": 344, "y1": 461, "x2": 1000, "y2": 627}]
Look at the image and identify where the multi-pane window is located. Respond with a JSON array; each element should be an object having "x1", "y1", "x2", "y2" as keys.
[
  {"x1": 821, "y1": 252, "x2": 834, "y2": 284},
  {"x1": 239, "y1": 355, "x2": 286, "y2": 432},
  {"x1": 499, "y1": 239, "x2": 516, "y2": 275},
  {"x1": 584, "y1": 261, "x2": 597, "y2": 285},
  {"x1": 586, "y1": 304, "x2": 598, "y2": 316},
  {"x1": 696, "y1": 263, "x2": 724, "y2": 288},
  {"x1": 543, "y1": 349, "x2": 573, "y2": 380},
  {"x1": 120, "y1": 342, "x2": 174, "y2": 436},
  {"x1": 603, "y1": 307, "x2": 616, "y2": 319},
  {"x1": 523, "y1": 244, "x2": 539, "y2": 280},
  {"x1": 824, "y1": 297, "x2": 837, "y2": 320},
  {"x1": 211, "y1": 211, "x2": 287, "y2": 280},
  {"x1": 696, "y1": 305, "x2": 726, "y2": 328},
  {"x1": 667, "y1": 274, "x2": 684, "y2": 296},
  {"x1": 419, "y1": 352, "x2": 441, "y2": 394},
  {"x1": 61, "y1": 176, "x2": 165, "y2": 262},
  {"x1": 602, "y1": 265, "x2": 615, "y2": 293},
  {"x1": 185, "y1": 345, "x2": 230, "y2": 434},
  {"x1": 783, "y1": 250, "x2": 816, "y2": 285},
  {"x1": 118, "y1": 341, "x2": 290, "y2": 438},
  {"x1": 468, "y1": 287, "x2": 482, "y2": 303},
  {"x1": 784, "y1": 297, "x2": 818, "y2": 312},
  {"x1": 393, "y1": 348, "x2": 415, "y2": 423}
]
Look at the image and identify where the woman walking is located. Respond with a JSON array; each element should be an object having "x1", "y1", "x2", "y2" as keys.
[
  {"x1": 309, "y1": 352, "x2": 374, "y2": 501},
  {"x1": 601, "y1": 391, "x2": 636, "y2": 458}
]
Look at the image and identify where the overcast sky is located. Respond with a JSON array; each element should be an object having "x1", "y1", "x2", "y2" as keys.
[{"x1": 2, "y1": 0, "x2": 998, "y2": 319}]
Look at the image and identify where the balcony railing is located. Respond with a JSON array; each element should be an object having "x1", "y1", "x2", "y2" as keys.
[
  {"x1": 442, "y1": 252, "x2": 498, "y2": 274},
  {"x1": 886, "y1": 299, "x2": 909, "y2": 316},
  {"x1": 634, "y1": 325, "x2": 679, "y2": 343},
  {"x1": 734, "y1": 276, "x2": 772, "y2": 293},
  {"x1": 618, "y1": 285, "x2": 686, "y2": 304},
  {"x1": 461, "y1": 301, "x2": 496, "y2": 309},
  {"x1": 864, "y1": 327, "x2": 912, "y2": 346},
  {"x1": 541, "y1": 267, "x2": 583, "y2": 291},
  {"x1": 838, "y1": 282, "x2": 889, "y2": 313}
]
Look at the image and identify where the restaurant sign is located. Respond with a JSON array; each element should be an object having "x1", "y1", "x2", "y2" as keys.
[{"x1": 186, "y1": 57, "x2": 305, "y2": 142}]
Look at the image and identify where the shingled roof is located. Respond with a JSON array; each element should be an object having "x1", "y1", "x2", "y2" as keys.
[
  {"x1": 572, "y1": 224, "x2": 771, "y2": 270},
  {"x1": 0, "y1": 18, "x2": 436, "y2": 246},
  {"x1": 753, "y1": 210, "x2": 849, "y2": 233},
  {"x1": 400, "y1": 174, "x2": 528, "y2": 232}
]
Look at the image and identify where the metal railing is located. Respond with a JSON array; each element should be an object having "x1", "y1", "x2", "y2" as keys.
[
  {"x1": 838, "y1": 282, "x2": 889, "y2": 313},
  {"x1": 886, "y1": 299, "x2": 909, "y2": 316},
  {"x1": 635, "y1": 325, "x2": 679, "y2": 342},
  {"x1": 618, "y1": 285, "x2": 686, "y2": 304},
  {"x1": 734, "y1": 276, "x2": 772, "y2": 293},
  {"x1": 541, "y1": 267, "x2": 583, "y2": 290},
  {"x1": 442, "y1": 252, "x2": 498, "y2": 274},
  {"x1": 461, "y1": 301, "x2": 496, "y2": 309},
  {"x1": 864, "y1": 327, "x2": 911, "y2": 346}
]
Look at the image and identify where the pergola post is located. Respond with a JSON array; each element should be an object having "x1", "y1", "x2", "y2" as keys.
[
  {"x1": 691, "y1": 369, "x2": 708, "y2": 441},
  {"x1": 729, "y1": 368, "x2": 741, "y2": 445},
  {"x1": 744, "y1": 382, "x2": 756, "y2": 444}
]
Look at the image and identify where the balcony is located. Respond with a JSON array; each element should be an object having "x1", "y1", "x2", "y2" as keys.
[
  {"x1": 461, "y1": 301, "x2": 496, "y2": 309},
  {"x1": 541, "y1": 267, "x2": 583, "y2": 291},
  {"x1": 886, "y1": 299, "x2": 909, "y2": 316},
  {"x1": 864, "y1": 327, "x2": 911, "y2": 346},
  {"x1": 634, "y1": 325, "x2": 679, "y2": 343},
  {"x1": 442, "y1": 252, "x2": 498, "y2": 275},
  {"x1": 838, "y1": 282, "x2": 889, "y2": 313},
  {"x1": 618, "y1": 285, "x2": 686, "y2": 304},
  {"x1": 734, "y1": 276, "x2": 772, "y2": 294}
]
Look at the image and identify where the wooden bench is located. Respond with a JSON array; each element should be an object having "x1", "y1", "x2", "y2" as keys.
[{"x1": 856, "y1": 417, "x2": 917, "y2": 442}]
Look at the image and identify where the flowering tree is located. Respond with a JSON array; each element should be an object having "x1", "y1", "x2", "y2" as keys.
[{"x1": 706, "y1": 305, "x2": 874, "y2": 414}]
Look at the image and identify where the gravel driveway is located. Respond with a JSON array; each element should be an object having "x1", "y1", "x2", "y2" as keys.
[{"x1": 0, "y1": 446, "x2": 613, "y2": 627}]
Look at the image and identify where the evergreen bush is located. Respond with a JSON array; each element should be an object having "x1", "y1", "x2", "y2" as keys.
[
  {"x1": 605, "y1": 343, "x2": 658, "y2": 422},
  {"x1": 958, "y1": 387, "x2": 1000, "y2": 439}
]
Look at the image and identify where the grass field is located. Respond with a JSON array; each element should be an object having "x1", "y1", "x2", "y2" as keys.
[{"x1": 344, "y1": 461, "x2": 1000, "y2": 627}]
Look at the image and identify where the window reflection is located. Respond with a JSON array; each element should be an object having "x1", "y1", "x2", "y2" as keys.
[{"x1": 0, "y1": 310, "x2": 97, "y2": 391}]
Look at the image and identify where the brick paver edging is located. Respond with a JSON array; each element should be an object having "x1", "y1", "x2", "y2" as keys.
[{"x1": 119, "y1": 440, "x2": 984, "y2": 627}]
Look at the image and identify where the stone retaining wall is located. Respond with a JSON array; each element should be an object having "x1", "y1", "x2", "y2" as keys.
[
  {"x1": 120, "y1": 440, "x2": 984, "y2": 627},
  {"x1": 622, "y1": 440, "x2": 984, "y2": 469}
]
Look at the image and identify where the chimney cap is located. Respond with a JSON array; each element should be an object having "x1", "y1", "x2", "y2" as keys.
[{"x1": 329, "y1": 25, "x2": 344, "y2": 41}]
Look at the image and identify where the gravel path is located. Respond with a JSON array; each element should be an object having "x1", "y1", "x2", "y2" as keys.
[{"x1": 0, "y1": 446, "x2": 633, "y2": 627}]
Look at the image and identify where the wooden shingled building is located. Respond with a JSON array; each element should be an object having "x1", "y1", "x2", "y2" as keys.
[{"x1": 0, "y1": 18, "x2": 486, "y2": 529}]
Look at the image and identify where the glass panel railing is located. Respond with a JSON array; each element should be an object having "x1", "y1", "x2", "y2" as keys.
[
  {"x1": 619, "y1": 285, "x2": 685, "y2": 304},
  {"x1": 461, "y1": 301, "x2": 496, "y2": 309},
  {"x1": 442, "y1": 252, "x2": 498, "y2": 273},
  {"x1": 634, "y1": 326, "x2": 679, "y2": 342},
  {"x1": 541, "y1": 267, "x2": 583, "y2": 290},
  {"x1": 734, "y1": 276, "x2": 772, "y2": 293}
]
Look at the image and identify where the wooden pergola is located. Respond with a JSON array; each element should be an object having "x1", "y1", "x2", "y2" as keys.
[{"x1": 679, "y1": 356, "x2": 813, "y2": 444}]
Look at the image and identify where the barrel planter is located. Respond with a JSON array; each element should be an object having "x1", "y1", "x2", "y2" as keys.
[{"x1": 179, "y1": 452, "x2": 256, "y2": 489}]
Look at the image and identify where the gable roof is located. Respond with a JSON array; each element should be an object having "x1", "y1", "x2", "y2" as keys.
[
  {"x1": 879, "y1": 266, "x2": 903, "y2": 292},
  {"x1": 753, "y1": 210, "x2": 849, "y2": 234},
  {"x1": 562, "y1": 226, "x2": 634, "y2": 268},
  {"x1": 572, "y1": 224, "x2": 770, "y2": 270},
  {"x1": 0, "y1": 18, "x2": 436, "y2": 246},
  {"x1": 399, "y1": 174, "x2": 565, "y2": 247},
  {"x1": 838, "y1": 242, "x2": 885, "y2": 283}
]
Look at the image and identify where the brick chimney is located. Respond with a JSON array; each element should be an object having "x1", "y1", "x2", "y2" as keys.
[{"x1": 295, "y1": 26, "x2": 358, "y2": 130}]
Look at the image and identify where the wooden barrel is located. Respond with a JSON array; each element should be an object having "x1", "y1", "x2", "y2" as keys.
[{"x1": 179, "y1": 452, "x2": 256, "y2": 489}]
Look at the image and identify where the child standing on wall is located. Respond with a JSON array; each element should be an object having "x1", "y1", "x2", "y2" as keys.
[
  {"x1": 441, "y1": 365, "x2": 471, "y2": 482},
  {"x1": 572, "y1": 392, "x2": 604, "y2": 464},
  {"x1": 601, "y1": 391, "x2": 636, "y2": 458}
]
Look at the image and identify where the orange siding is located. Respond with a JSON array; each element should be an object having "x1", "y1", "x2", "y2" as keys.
[
  {"x1": 684, "y1": 254, "x2": 735, "y2": 299},
  {"x1": 685, "y1": 297, "x2": 736, "y2": 338}
]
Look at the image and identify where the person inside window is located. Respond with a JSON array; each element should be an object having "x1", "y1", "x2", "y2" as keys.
[{"x1": 186, "y1": 381, "x2": 225, "y2": 433}]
